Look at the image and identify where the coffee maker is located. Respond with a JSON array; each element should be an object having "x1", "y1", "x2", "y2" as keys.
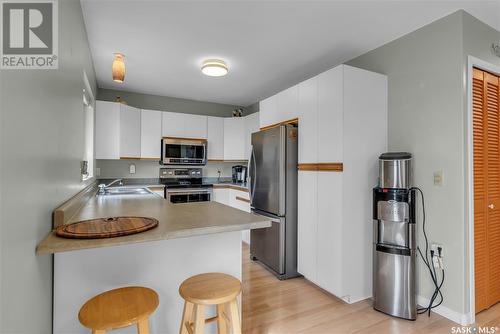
[{"x1": 232, "y1": 165, "x2": 247, "y2": 183}]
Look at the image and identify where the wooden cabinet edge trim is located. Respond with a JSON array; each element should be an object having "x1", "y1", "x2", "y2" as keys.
[
  {"x1": 298, "y1": 163, "x2": 343, "y2": 172},
  {"x1": 208, "y1": 159, "x2": 248, "y2": 163},
  {"x1": 260, "y1": 118, "x2": 299, "y2": 131},
  {"x1": 213, "y1": 184, "x2": 249, "y2": 192},
  {"x1": 118, "y1": 157, "x2": 160, "y2": 161},
  {"x1": 235, "y1": 196, "x2": 251, "y2": 203},
  {"x1": 162, "y1": 136, "x2": 207, "y2": 142}
]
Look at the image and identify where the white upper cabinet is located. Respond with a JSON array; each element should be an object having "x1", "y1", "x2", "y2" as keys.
[
  {"x1": 244, "y1": 112, "x2": 260, "y2": 160},
  {"x1": 161, "y1": 111, "x2": 187, "y2": 138},
  {"x1": 119, "y1": 104, "x2": 141, "y2": 158},
  {"x1": 224, "y1": 117, "x2": 246, "y2": 160},
  {"x1": 298, "y1": 77, "x2": 318, "y2": 163},
  {"x1": 141, "y1": 109, "x2": 162, "y2": 159},
  {"x1": 183, "y1": 114, "x2": 208, "y2": 138},
  {"x1": 317, "y1": 66, "x2": 343, "y2": 163},
  {"x1": 95, "y1": 101, "x2": 120, "y2": 159},
  {"x1": 276, "y1": 84, "x2": 299, "y2": 122},
  {"x1": 207, "y1": 116, "x2": 224, "y2": 160},
  {"x1": 259, "y1": 95, "x2": 278, "y2": 128},
  {"x1": 259, "y1": 85, "x2": 299, "y2": 129},
  {"x1": 162, "y1": 112, "x2": 207, "y2": 139}
]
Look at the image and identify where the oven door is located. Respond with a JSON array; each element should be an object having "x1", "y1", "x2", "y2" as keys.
[
  {"x1": 166, "y1": 188, "x2": 212, "y2": 204},
  {"x1": 162, "y1": 138, "x2": 207, "y2": 165}
]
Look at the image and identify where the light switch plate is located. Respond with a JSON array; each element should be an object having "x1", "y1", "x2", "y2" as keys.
[
  {"x1": 433, "y1": 170, "x2": 443, "y2": 186},
  {"x1": 129, "y1": 164, "x2": 136, "y2": 174}
]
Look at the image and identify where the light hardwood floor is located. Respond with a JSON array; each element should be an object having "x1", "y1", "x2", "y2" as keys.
[{"x1": 241, "y1": 243, "x2": 500, "y2": 334}]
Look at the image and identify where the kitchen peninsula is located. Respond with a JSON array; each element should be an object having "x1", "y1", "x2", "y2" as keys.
[{"x1": 37, "y1": 184, "x2": 271, "y2": 334}]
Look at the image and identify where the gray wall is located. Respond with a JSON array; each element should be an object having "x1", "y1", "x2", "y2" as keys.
[
  {"x1": 0, "y1": 1, "x2": 97, "y2": 332},
  {"x1": 461, "y1": 11, "x2": 500, "y2": 315},
  {"x1": 98, "y1": 88, "x2": 247, "y2": 117},
  {"x1": 348, "y1": 10, "x2": 500, "y2": 316},
  {"x1": 96, "y1": 160, "x2": 236, "y2": 179}
]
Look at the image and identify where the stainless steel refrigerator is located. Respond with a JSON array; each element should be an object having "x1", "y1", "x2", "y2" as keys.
[{"x1": 248, "y1": 125, "x2": 299, "y2": 280}]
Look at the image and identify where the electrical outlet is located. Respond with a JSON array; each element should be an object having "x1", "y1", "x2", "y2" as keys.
[
  {"x1": 129, "y1": 164, "x2": 136, "y2": 174},
  {"x1": 432, "y1": 255, "x2": 440, "y2": 268},
  {"x1": 431, "y1": 243, "x2": 444, "y2": 257}
]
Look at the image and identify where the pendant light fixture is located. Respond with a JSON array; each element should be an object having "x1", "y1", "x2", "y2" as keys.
[
  {"x1": 201, "y1": 59, "x2": 228, "y2": 77},
  {"x1": 112, "y1": 53, "x2": 125, "y2": 83}
]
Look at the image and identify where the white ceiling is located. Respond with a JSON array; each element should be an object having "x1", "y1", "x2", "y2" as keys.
[{"x1": 81, "y1": 0, "x2": 500, "y2": 106}]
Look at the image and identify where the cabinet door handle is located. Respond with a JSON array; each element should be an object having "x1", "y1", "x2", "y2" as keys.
[{"x1": 489, "y1": 204, "x2": 495, "y2": 209}]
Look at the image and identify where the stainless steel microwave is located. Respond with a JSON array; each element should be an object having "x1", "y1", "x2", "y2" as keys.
[{"x1": 161, "y1": 138, "x2": 207, "y2": 165}]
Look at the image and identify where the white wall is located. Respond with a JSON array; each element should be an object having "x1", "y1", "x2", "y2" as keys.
[
  {"x1": 0, "y1": 1, "x2": 97, "y2": 332},
  {"x1": 347, "y1": 9, "x2": 500, "y2": 318}
]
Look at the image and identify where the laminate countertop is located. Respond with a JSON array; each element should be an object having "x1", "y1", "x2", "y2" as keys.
[{"x1": 36, "y1": 192, "x2": 270, "y2": 255}]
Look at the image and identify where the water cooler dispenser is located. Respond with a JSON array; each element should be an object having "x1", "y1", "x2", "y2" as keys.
[{"x1": 373, "y1": 152, "x2": 417, "y2": 320}]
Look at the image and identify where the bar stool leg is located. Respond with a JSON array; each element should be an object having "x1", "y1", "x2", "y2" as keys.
[
  {"x1": 179, "y1": 301, "x2": 194, "y2": 334},
  {"x1": 193, "y1": 304, "x2": 206, "y2": 334},
  {"x1": 216, "y1": 304, "x2": 227, "y2": 334},
  {"x1": 228, "y1": 300, "x2": 241, "y2": 334},
  {"x1": 137, "y1": 318, "x2": 150, "y2": 334}
]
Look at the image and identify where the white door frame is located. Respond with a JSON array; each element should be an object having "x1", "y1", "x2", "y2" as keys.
[{"x1": 466, "y1": 56, "x2": 500, "y2": 324}]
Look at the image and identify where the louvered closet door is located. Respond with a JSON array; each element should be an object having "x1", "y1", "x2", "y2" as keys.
[{"x1": 474, "y1": 68, "x2": 500, "y2": 313}]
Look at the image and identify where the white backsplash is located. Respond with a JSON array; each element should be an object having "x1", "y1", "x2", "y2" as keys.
[{"x1": 96, "y1": 159, "x2": 240, "y2": 179}]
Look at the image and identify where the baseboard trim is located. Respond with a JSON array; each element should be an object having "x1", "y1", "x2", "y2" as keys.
[{"x1": 417, "y1": 295, "x2": 473, "y2": 325}]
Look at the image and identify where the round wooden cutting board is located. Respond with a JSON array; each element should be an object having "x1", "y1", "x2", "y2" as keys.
[{"x1": 55, "y1": 217, "x2": 159, "y2": 239}]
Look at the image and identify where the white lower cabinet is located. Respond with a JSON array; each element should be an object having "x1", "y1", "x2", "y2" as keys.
[
  {"x1": 213, "y1": 187, "x2": 251, "y2": 244},
  {"x1": 297, "y1": 171, "x2": 318, "y2": 283},
  {"x1": 316, "y1": 172, "x2": 343, "y2": 296}
]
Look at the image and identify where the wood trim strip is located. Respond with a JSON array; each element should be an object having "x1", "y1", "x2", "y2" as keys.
[
  {"x1": 120, "y1": 156, "x2": 141, "y2": 160},
  {"x1": 298, "y1": 163, "x2": 343, "y2": 172},
  {"x1": 140, "y1": 157, "x2": 160, "y2": 161},
  {"x1": 208, "y1": 159, "x2": 248, "y2": 163},
  {"x1": 212, "y1": 184, "x2": 249, "y2": 192},
  {"x1": 235, "y1": 196, "x2": 251, "y2": 203},
  {"x1": 260, "y1": 118, "x2": 299, "y2": 131},
  {"x1": 162, "y1": 136, "x2": 207, "y2": 142},
  {"x1": 53, "y1": 181, "x2": 98, "y2": 228}
]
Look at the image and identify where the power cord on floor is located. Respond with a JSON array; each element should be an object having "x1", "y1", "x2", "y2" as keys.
[{"x1": 411, "y1": 187, "x2": 445, "y2": 317}]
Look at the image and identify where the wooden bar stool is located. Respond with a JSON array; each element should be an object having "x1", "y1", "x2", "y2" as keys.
[
  {"x1": 78, "y1": 286, "x2": 159, "y2": 334},
  {"x1": 179, "y1": 273, "x2": 242, "y2": 334}
]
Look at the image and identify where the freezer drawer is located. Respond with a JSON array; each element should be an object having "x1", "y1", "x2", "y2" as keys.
[
  {"x1": 250, "y1": 214, "x2": 285, "y2": 275},
  {"x1": 373, "y1": 245, "x2": 416, "y2": 320}
]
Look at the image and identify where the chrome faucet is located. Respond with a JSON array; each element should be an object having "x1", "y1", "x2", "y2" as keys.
[{"x1": 98, "y1": 178, "x2": 123, "y2": 195}]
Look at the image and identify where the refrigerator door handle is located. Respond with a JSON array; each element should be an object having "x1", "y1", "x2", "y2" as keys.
[{"x1": 250, "y1": 145, "x2": 257, "y2": 204}]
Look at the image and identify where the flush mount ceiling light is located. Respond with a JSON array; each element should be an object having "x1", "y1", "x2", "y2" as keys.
[
  {"x1": 112, "y1": 53, "x2": 125, "y2": 83},
  {"x1": 201, "y1": 59, "x2": 228, "y2": 77}
]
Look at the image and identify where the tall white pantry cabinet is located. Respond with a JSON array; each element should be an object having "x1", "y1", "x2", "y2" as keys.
[{"x1": 264, "y1": 65, "x2": 387, "y2": 303}]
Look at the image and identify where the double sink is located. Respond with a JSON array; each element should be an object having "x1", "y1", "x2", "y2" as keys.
[{"x1": 98, "y1": 186, "x2": 153, "y2": 196}]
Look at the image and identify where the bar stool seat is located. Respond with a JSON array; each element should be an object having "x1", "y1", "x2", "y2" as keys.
[
  {"x1": 179, "y1": 273, "x2": 242, "y2": 334},
  {"x1": 79, "y1": 286, "x2": 159, "y2": 334}
]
